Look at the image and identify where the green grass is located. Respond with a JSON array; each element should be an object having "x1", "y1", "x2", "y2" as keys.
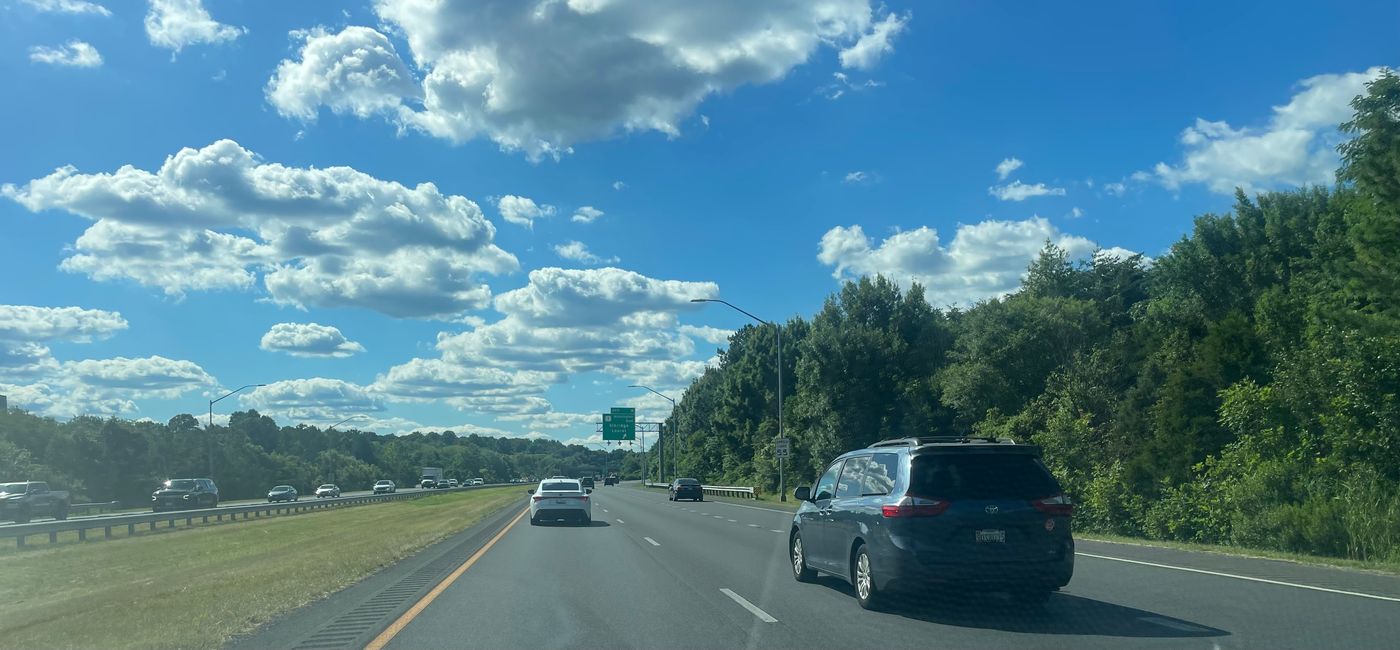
[
  {"x1": 0, "y1": 487, "x2": 524, "y2": 650},
  {"x1": 1078, "y1": 532, "x2": 1400, "y2": 576}
]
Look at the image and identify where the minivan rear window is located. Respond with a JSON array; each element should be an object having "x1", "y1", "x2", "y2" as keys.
[{"x1": 909, "y1": 454, "x2": 1059, "y2": 499}]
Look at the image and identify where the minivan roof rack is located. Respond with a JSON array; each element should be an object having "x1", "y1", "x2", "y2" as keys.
[{"x1": 868, "y1": 436, "x2": 1014, "y2": 448}]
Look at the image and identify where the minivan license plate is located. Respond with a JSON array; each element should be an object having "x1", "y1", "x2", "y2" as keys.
[{"x1": 975, "y1": 529, "x2": 1006, "y2": 543}]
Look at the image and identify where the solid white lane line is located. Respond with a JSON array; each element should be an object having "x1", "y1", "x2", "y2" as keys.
[
  {"x1": 1138, "y1": 617, "x2": 1212, "y2": 633},
  {"x1": 644, "y1": 536, "x2": 660, "y2": 546},
  {"x1": 1077, "y1": 552, "x2": 1400, "y2": 603},
  {"x1": 720, "y1": 588, "x2": 778, "y2": 623},
  {"x1": 703, "y1": 500, "x2": 793, "y2": 514}
]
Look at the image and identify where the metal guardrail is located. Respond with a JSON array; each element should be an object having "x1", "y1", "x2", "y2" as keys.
[
  {"x1": 70, "y1": 501, "x2": 121, "y2": 515},
  {"x1": 1, "y1": 484, "x2": 505, "y2": 548},
  {"x1": 643, "y1": 482, "x2": 756, "y2": 499}
]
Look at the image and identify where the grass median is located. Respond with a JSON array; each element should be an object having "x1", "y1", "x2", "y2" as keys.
[{"x1": 0, "y1": 487, "x2": 524, "y2": 650}]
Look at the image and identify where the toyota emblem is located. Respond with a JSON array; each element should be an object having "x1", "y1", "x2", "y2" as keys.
[{"x1": 984, "y1": 505, "x2": 999, "y2": 514}]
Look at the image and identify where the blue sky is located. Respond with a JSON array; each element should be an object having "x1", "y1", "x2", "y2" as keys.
[{"x1": 1, "y1": 0, "x2": 1394, "y2": 445}]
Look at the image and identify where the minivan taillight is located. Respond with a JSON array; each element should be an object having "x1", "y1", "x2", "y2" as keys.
[
  {"x1": 881, "y1": 496, "x2": 949, "y2": 518},
  {"x1": 1032, "y1": 494, "x2": 1074, "y2": 516}
]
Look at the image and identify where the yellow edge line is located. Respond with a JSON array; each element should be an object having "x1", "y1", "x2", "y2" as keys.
[{"x1": 364, "y1": 506, "x2": 529, "y2": 650}]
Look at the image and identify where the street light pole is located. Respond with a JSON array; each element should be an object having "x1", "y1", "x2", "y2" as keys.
[
  {"x1": 630, "y1": 385, "x2": 677, "y2": 482},
  {"x1": 207, "y1": 383, "x2": 266, "y2": 480},
  {"x1": 691, "y1": 298, "x2": 786, "y2": 501}
]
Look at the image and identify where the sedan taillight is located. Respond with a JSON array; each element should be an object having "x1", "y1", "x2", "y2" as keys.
[
  {"x1": 1032, "y1": 494, "x2": 1074, "y2": 517},
  {"x1": 881, "y1": 495, "x2": 950, "y2": 518}
]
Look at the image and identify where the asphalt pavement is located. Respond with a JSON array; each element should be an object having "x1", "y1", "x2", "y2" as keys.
[{"x1": 251, "y1": 483, "x2": 1400, "y2": 649}]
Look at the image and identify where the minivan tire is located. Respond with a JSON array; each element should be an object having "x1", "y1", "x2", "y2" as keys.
[
  {"x1": 853, "y1": 544, "x2": 885, "y2": 610},
  {"x1": 790, "y1": 532, "x2": 816, "y2": 583}
]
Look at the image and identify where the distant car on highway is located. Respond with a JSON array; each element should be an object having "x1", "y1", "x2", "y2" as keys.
[
  {"x1": 420, "y1": 478, "x2": 437, "y2": 489},
  {"x1": 528, "y1": 479, "x2": 592, "y2": 525},
  {"x1": 604, "y1": 475, "x2": 618, "y2": 486},
  {"x1": 579, "y1": 476, "x2": 595, "y2": 489},
  {"x1": 267, "y1": 485, "x2": 299, "y2": 502},
  {"x1": 447, "y1": 479, "x2": 459, "y2": 488},
  {"x1": 668, "y1": 478, "x2": 703, "y2": 501},
  {"x1": 315, "y1": 484, "x2": 341, "y2": 498},
  {"x1": 373, "y1": 480, "x2": 396, "y2": 494},
  {"x1": 151, "y1": 478, "x2": 218, "y2": 512},
  {"x1": 1, "y1": 481, "x2": 71, "y2": 522},
  {"x1": 438, "y1": 479, "x2": 453, "y2": 489},
  {"x1": 789, "y1": 436, "x2": 1074, "y2": 610},
  {"x1": 470, "y1": 477, "x2": 484, "y2": 486}
]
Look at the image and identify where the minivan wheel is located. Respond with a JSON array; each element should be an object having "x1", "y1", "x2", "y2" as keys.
[
  {"x1": 853, "y1": 544, "x2": 884, "y2": 610},
  {"x1": 791, "y1": 532, "x2": 816, "y2": 582}
]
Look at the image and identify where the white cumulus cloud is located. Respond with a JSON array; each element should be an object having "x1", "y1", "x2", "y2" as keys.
[
  {"x1": 267, "y1": 26, "x2": 422, "y2": 120},
  {"x1": 29, "y1": 41, "x2": 103, "y2": 67},
  {"x1": 2, "y1": 139, "x2": 518, "y2": 319},
  {"x1": 818, "y1": 217, "x2": 1131, "y2": 306},
  {"x1": 21, "y1": 0, "x2": 111, "y2": 15},
  {"x1": 240, "y1": 378, "x2": 385, "y2": 421},
  {"x1": 260, "y1": 322, "x2": 365, "y2": 358},
  {"x1": 1153, "y1": 67, "x2": 1386, "y2": 194},
  {"x1": 995, "y1": 157, "x2": 1023, "y2": 180},
  {"x1": 264, "y1": 2, "x2": 907, "y2": 158},
  {"x1": 839, "y1": 12, "x2": 909, "y2": 70},
  {"x1": 989, "y1": 180, "x2": 1067, "y2": 201},
  {"x1": 553, "y1": 241, "x2": 619, "y2": 265},
  {"x1": 496, "y1": 195, "x2": 556, "y2": 229},
  {"x1": 571, "y1": 206, "x2": 604, "y2": 224},
  {"x1": 145, "y1": 0, "x2": 244, "y2": 52}
]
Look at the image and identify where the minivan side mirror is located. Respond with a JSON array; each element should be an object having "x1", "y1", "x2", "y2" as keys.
[
  {"x1": 527, "y1": 488, "x2": 535, "y2": 495},
  {"x1": 793, "y1": 486, "x2": 811, "y2": 502}
]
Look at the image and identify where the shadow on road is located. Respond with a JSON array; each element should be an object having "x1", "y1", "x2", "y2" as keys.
[
  {"x1": 534, "y1": 519, "x2": 611, "y2": 528},
  {"x1": 808, "y1": 576, "x2": 1229, "y2": 639}
]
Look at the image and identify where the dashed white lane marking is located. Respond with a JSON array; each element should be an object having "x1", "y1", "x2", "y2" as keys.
[
  {"x1": 616, "y1": 519, "x2": 625, "y2": 524},
  {"x1": 747, "y1": 524, "x2": 759, "y2": 528},
  {"x1": 713, "y1": 515, "x2": 724, "y2": 519},
  {"x1": 720, "y1": 588, "x2": 777, "y2": 623},
  {"x1": 602, "y1": 509, "x2": 609, "y2": 513},
  {"x1": 769, "y1": 529, "x2": 783, "y2": 534},
  {"x1": 727, "y1": 519, "x2": 738, "y2": 523},
  {"x1": 1077, "y1": 552, "x2": 1400, "y2": 603},
  {"x1": 644, "y1": 536, "x2": 661, "y2": 546},
  {"x1": 1137, "y1": 617, "x2": 1212, "y2": 633}
]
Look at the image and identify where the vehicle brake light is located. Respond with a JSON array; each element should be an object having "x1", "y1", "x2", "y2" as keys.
[
  {"x1": 532, "y1": 495, "x2": 543, "y2": 502},
  {"x1": 881, "y1": 495, "x2": 949, "y2": 517},
  {"x1": 1032, "y1": 494, "x2": 1074, "y2": 516}
]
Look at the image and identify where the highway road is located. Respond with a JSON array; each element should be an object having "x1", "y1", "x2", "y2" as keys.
[{"x1": 245, "y1": 483, "x2": 1400, "y2": 649}]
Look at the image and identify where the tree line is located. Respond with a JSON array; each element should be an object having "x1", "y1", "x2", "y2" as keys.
[
  {"x1": 662, "y1": 71, "x2": 1400, "y2": 563},
  {"x1": 0, "y1": 408, "x2": 644, "y2": 504}
]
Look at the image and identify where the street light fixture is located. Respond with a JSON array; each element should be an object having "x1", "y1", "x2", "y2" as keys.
[
  {"x1": 328, "y1": 414, "x2": 365, "y2": 430},
  {"x1": 207, "y1": 383, "x2": 265, "y2": 480},
  {"x1": 691, "y1": 298, "x2": 787, "y2": 501},
  {"x1": 630, "y1": 384, "x2": 677, "y2": 483}
]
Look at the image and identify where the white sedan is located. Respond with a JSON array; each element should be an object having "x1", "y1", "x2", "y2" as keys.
[{"x1": 529, "y1": 479, "x2": 592, "y2": 525}]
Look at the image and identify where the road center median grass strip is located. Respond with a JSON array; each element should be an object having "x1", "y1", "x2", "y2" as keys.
[{"x1": 0, "y1": 487, "x2": 521, "y2": 650}]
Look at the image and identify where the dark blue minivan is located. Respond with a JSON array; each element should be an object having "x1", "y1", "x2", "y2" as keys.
[{"x1": 789, "y1": 437, "x2": 1074, "y2": 609}]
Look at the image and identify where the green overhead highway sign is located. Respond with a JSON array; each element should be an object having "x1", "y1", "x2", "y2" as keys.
[{"x1": 603, "y1": 407, "x2": 636, "y2": 440}]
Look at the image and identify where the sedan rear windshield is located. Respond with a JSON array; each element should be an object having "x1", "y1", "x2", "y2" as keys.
[
  {"x1": 909, "y1": 454, "x2": 1060, "y2": 500},
  {"x1": 541, "y1": 482, "x2": 579, "y2": 492},
  {"x1": 676, "y1": 479, "x2": 700, "y2": 485}
]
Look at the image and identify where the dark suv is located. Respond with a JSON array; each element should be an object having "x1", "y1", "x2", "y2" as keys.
[
  {"x1": 668, "y1": 478, "x2": 703, "y2": 501},
  {"x1": 152, "y1": 478, "x2": 219, "y2": 512},
  {"x1": 789, "y1": 437, "x2": 1074, "y2": 609}
]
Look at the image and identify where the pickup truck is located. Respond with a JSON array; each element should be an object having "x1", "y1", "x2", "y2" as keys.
[{"x1": 0, "y1": 481, "x2": 71, "y2": 523}]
